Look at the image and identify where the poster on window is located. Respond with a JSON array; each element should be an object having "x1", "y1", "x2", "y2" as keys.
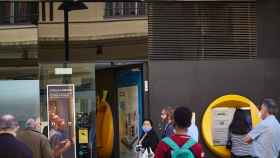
[
  {"x1": 47, "y1": 84, "x2": 76, "y2": 158},
  {"x1": 118, "y1": 85, "x2": 139, "y2": 155},
  {"x1": 212, "y1": 107, "x2": 236, "y2": 146}
]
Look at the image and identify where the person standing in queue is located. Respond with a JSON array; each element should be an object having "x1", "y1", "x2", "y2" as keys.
[
  {"x1": 155, "y1": 106, "x2": 204, "y2": 158},
  {"x1": 17, "y1": 118, "x2": 53, "y2": 158},
  {"x1": 244, "y1": 98, "x2": 280, "y2": 158},
  {"x1": 227, "y1": 109, "x2": 252, "y2": 158},
  {"x1": 0, "y1": 114, "x2": 33, "y2": 158},
  {"x1": 160, "y1": 106, "x2": 175, "y2": 138},
  {"x1": 136, "y1": 119, "x2": 159, "y2": 157}
]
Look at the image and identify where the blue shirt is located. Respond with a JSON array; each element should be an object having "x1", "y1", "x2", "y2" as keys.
[
  {"x1": 248, "y1": 115, "x2": 280, "y2": 158},
  {"x1": 187, "y1": 123, "x2": 199, "y2": 142},
  {"x1": 50, "y1": 129, "x2": 66, "y2": 158}
]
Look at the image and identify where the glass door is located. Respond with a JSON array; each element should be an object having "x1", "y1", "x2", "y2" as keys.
[{"x1": 117, "y1": 67, "x2": 143, "y2": 158}]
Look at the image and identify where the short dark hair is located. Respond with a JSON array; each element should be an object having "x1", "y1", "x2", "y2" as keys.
[
  {"x1": 173, "y1": 106, "x2": 192, "y2": 128},
  {"x1": 262, "y1": 98, "x2": 278, "y2": 115}
]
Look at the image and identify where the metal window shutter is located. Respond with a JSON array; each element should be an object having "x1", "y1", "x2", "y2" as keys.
[{"x1": 148, "y1": 2, "x2": 256, "y2": 60}]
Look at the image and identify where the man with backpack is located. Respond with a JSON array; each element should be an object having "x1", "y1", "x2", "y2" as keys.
[{"x1": 155, "y1": 106, "x2": 204, "y2": 158}]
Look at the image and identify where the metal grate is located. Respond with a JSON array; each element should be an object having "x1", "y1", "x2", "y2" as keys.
[{"x1": 148, "y1": 2, "x2": 256, "y2": 60}]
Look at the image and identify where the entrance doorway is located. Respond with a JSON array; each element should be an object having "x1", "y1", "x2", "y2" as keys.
[{"x1": 95, "y1": 61, "x2": 146, "y2": 158}]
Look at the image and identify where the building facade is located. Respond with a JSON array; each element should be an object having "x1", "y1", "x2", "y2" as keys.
[
  {"x1": 1, "y1": 0, "x2": 280, "y2": 158},
  {"x1": 148, "y1": 0, "x2": 280, "y2": 157},
  {"x1": 0, "y1": 1, "x2": 148, "y2": 158}
]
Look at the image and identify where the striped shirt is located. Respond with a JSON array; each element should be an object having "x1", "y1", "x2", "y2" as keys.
[{"x1": 230, "y1": 133, "x2": 252, "y2": 156}]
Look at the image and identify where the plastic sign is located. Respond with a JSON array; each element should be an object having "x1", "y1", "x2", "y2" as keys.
[
  {"x1": 79, "y1": 128, "x2": 89, "y2": 144},
  {"x1": 55, "y1": 68, "x2": 72, "y2": 75},
  {"x1": 47, "y1": 84, "x2": 76, "y2": 158}
]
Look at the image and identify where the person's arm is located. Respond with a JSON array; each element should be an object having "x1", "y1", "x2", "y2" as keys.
[
  {"x1": 194, "y1": 125, "x2": 199, "y2": 142},
  {"x1": 187, "y1": 124, "x2": 199, "y2": 142},
  {"x1": 244, "y1": 134, "x2": 253, "y2": 144},
  {"x1": 53, "y1": 139, "x2": 72, "y2": 157},
  {"x1": 50, "y1": 134, "x2": 72, "y2": 157},
  {"x1": 244, "y1": 123, "x2": 267, "y2": 144}
]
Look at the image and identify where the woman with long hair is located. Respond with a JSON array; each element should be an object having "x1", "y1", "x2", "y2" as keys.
[
  {"x1": 160, "y1": 106, "x2": 175, "y2": 138},
  {"x1": 228, "y1": 109, "x2": 252, "y2": 158}
]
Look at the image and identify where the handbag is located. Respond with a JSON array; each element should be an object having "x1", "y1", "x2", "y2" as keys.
[{"x1": 141, "y1": 147, "x2": 154, "y2": 158}]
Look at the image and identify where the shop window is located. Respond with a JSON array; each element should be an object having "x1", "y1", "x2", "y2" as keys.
[
  {"x1": 0, "y1": 2, "x2": 38, "y2": 25},
  {"x1": 0, "y1": 80, "x2": 40, "y2": 127},
  {"x1": 105, "y1": 2, "x2": 146, "y2": 18}
]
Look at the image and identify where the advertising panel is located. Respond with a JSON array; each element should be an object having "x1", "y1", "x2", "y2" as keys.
[
  {"x1": 118, "y1": 85, "x2": 139, "y2": 155},
  {"x1": 47, "y1": 84, "x2": 76, "y2": 158}
]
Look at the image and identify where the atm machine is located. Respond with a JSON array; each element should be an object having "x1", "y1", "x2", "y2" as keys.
[
  {"x1": 201, "y1": 94, "x2": 261, "y2": 158},
  {"x1": 76, "y1": 113, "x2": 90, "y2": 158}
]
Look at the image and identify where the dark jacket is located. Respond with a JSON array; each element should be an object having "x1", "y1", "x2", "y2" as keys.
[
  {"x1": 0, "y1": 133, "x2": 33, "y2": 158},
  {"x1": 140, "y1": 129, "x2": 159, "y2": 152},
  {"x1": 161, "y1": 123, "x2": 174, "y2": 138},
  {"x1": 17, "y1": 128, "x2": 53, "y2": 158}
]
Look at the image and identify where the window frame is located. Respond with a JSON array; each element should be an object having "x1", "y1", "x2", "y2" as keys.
[
  {"x1": 0, "y1": 2, "x2": 38, "y2": 25},
  {"x1": 105, "y1": 2, "x2": 147, "y2": 18}
]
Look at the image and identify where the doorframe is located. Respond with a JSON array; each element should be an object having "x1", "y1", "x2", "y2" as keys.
[{"x1": 95, "y1": 60, "x2": 150, "y2": 158}]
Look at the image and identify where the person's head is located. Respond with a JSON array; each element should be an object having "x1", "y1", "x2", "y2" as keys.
[
  {"x1": 259, "y1": 98, "x2": 278, "y2": 120},
  {"x1": 55, "y1": 118, "x2": 65, "y2": 131},
  {"x1": 0, "y1": 114, "x2": 19, "y2": 136},
  {"x1": 26, "y1": 117, "x2": 41, "y2": 131},
  {"x1": 229, "y1": 109, "x2": 251, "y2": 135},
  {"x1": 173, "y1": 106, "x2": 192, "y2": 130},
  {"x1": 49, "y1": 113, "x2": 58, "y2": 122},
  {"x1": 142, "y1": 119, "x2": 153, "y2": 133},
  {"x1": 161, "y1": 106, "x2": 174, "y2": 123}
]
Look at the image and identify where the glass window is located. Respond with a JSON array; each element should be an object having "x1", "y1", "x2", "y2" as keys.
[
  {"x1": 0, "y1": 2, "x2": 11, "y2": 24},
  {"x1": 0, "y1": 80, "x2": 40, "y2": 127},
  {"x1": 124, "y1": 2, "x2": 136, "y2": 16},
  {"x1": 40, "y1": 63, "x2": 96, "y2": 158},
  {"x1": 105, "y1": 2, "x2": 146, "y2": 17},
  {"x1": 0, "y1": 2, "x2": 38, "y2": 25}
]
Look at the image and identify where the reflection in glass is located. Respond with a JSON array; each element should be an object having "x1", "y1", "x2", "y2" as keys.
[
  {"x1": 40, "y1": 63, "x2": 96, "y2": 158},
  {"x1": 0, "y1": 80, "x2": 40, "y2": 127}
]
